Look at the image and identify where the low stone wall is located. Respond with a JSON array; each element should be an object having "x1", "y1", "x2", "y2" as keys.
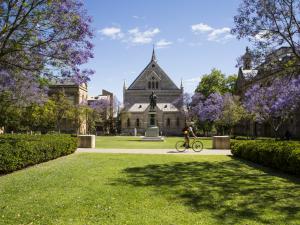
[
  {"x1": 213, "y1": 136, "x2": 230, "y2": 149},
  {"x1": 78, "y1": 135, "x2": 95, "y2": 148}
]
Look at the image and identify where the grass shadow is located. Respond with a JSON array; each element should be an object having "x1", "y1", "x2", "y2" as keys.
[{"x1": 111, "y1": 159, "x2": 300, "y2": 224}]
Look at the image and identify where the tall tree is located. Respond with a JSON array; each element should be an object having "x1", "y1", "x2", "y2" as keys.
[
  {"x1": 195, "y1": 69, "x2": 237, "y2": 97},
  {"x1": 190, "y1": 92, "x2": 245, "y2": 135},
  {"x1": 21, "y1": 100, "x2": 56, "y2": 133},
  {"x1": 244, "y1": 76, "x2": 300, "y2": 136},
  {"x1": 0, "y1": 0, "x2": 94, "y2": 102},
  {"x1": 232, "y1": 0, "x2": 300, "y2": 70},
  {"x1": 216, "y1": 94, "x2": 245, "y2": 135},
  {"x1": 50, "y1": 91, "x2": 74, "y2": 133}
]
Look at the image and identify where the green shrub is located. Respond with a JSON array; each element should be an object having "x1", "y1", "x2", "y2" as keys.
[
  {"x1": 231, "y1": 140, "x2": 300, "y2": 176},
  {"x1": 0, "y1": 134, "x2": 77, "y2": 174}
]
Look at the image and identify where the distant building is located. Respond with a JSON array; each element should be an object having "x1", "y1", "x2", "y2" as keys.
[
  {"x1": 48, "y1": 81, "x2": 88, "y2": 134},
  {"x1": 121, "y1": 49, "x2": 185, "y2": 136},
  {"x1": 235, "y1": 47, "x2": 300, "y2": 138},
  {"x1": 88, "y1": 89, "x2": 114, "y2": 134}
]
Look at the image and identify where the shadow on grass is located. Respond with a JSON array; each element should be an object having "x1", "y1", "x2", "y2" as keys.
[{"x1": 111, "y1": 159, "x2": 300, "y2": 224}]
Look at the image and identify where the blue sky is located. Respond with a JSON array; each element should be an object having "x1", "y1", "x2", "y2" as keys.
[{"x1": 83, "y1": 0, "x2": 250, "y2": 101}]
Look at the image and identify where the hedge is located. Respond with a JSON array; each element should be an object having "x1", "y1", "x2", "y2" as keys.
[
  {"x1": 0, "y1": 134, "x2": 77, "y2": 174},
  {"x1": 231, "y1": 140, "x2": 300, "y2": 176}
]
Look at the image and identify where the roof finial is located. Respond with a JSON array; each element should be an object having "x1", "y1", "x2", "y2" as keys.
[
  {"x1": 123, "y1": 79, "x2": 127, "y2": 90},
  {"x1": 180, "y1": 78, "x2": 183, "y2": 89},
  {"x1": 151, "y1": 44, "x2": 157, "y2": 62},
  {"x1": 246, "y1": 46, "x2": 250, "y2": 53},
  {"x1": 243, "y1": 46, "x2": 252, "y2": 70}
]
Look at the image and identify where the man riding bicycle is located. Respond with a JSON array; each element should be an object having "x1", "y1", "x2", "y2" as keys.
[{"x1": 182, "y1": 122, "x2": 197, "y2": 148}]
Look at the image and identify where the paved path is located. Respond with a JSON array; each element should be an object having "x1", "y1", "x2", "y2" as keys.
[{"x1": 76, "y1": 148, "x2": 232, "y2": 155}]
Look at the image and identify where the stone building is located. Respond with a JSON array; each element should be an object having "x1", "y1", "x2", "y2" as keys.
[
  {"x1": 49, "y1": 81, "x2": 88, "y2": 134},
  {"x1": 234, "y1": 47, "x2": 300, "y2": 139},
  {"x1": 88, "y1": 89, "x2": 114, "y2": 134},
  {"x1": 121, "y1": 49, "x2": 185, "y2": 136}
]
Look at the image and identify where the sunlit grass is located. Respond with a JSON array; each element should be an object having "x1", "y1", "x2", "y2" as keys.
[
  {"x1": 1, "y1": 153, "x2": 299, "y2": 224},
  {"x1": 95, "y1": 136, "x2": 212, "y2": 149}
]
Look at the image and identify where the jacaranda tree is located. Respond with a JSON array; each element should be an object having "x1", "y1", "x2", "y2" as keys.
[
  {"x1": 190, "y1": 93, "x2": 223, "y2": 135},
  {"x1": 0, "y1": 0, "x2": 94, "y2": 84},
  {"x1": 0, "y1": 0, "x2": 94, "y2": 130},
  {"x1": 232, "y1": 0, "x2": 300, "y2": 71},
  {"x1": 191, "y1": 92, "x2": 245, "y2": 135},
  {"x1": 244, "y1": 76, "x2": 300, "y2": 136}
]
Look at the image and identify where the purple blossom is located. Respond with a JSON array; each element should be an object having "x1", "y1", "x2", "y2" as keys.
[
  {"x1": 244, "y1": 76, "x2": 300, "y2": 132},
  {"x1": 0, "y1": 0, "x2": 95, "y2": 95},
  {"x1": 191, "y1": 92, "x2": 224, "y2": 122},
  {"x1": 0, "y1": 69, "x2": 47, "y2": 106}
]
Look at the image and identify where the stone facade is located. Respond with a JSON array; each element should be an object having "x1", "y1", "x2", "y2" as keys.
[
  {"x1": 234, "y1": 47, "x2": 300, "y2": 139},
  {"x1": 121, "y1": 49, "x2": 185, "y2": 136},
  {"x1": 49, "y1": 82, "x2": 88, "y2": 134}
]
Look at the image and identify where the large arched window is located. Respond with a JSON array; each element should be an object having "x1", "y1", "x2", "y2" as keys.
[
  {"x1": 136, "y1": 118, "x2": 140, "y2": 128},
  {"x1": 127, "y1": 118, "x2": 130, "y2": 128},
  {"x1": 148, "y1": 76, "x2": 159, "y2": 90}
]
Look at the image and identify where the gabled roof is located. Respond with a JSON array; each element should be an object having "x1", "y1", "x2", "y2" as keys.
[
  {"x1": 128, "y1": 49, "x2": 180, "y2": 90},
  {"x1": 157, "y1": 103, "x2": 179, "y2": 112},
  {"x1": 128, "y1": 103, "x2": 149, "y2": 112},
  {"x1": 128, "y1": 103, "x2": 179, "y2": 113}
]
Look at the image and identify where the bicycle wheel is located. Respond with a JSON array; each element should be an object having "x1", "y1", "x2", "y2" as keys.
[
  {"x1": 175, "y1": 141, "x2": 187, "y2": 152},
  {"x1": 192, "y1": 140, "x2": 203, "y2": 152}
]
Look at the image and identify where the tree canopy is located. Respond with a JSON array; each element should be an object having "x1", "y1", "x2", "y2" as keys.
[
  {"x1": 232, "y1": 0, "x2": 300, "y2": 70},
  {"x1": 195, "y1": 69, "x2": 237, "y2": 97},
  {"x1": 0, "y1": 0, "x2": 94, "y2": 102},
  {"x1": 244, "y1": 76, "x2": 300, "y2": 135}
]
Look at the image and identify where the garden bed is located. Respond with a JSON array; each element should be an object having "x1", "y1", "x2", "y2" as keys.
[
  {"x1": 231, "y1": 140, "x2": 300, "y2": 176},
  {"x1": 0, "y1": 134, "x2": 77, "y2": 174}
]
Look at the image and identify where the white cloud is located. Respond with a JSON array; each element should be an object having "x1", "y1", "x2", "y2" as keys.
[
  {"x1": 191, "y1": 23, "x2": 234, "y2": 43},
  {"x1": 99, "y1": 26, "x2": 161, "y2": 45},
  {"x1": 99, "y1": 27, "x2": 124, "y2": 39},
  {"x1": 191, "y1": 23, "x2": 213, "y2": 33},
  {"x1": 128, "y1": 27, "x2": 160, "y2": 44},
  {"x1": 207, "y1": 27, "x2": 230, "y2": 40},
  {"x1": 156, "y1": 39, "x2": 173, "y2": 49}
]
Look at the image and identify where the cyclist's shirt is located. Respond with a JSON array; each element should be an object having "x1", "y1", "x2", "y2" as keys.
[{"x1": 183, "y1": 126, "x2": 193, "y2": 136}]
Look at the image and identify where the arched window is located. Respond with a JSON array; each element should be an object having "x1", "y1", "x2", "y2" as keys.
[
  {"x1": 148, "y1": 81, "x2": 151, "y2": 89},
  {"x1": 127, "y1": 118, "x2": 130, "y2": 128},
  {"x1": 152, "y1": 81, "x2": 155, "y2": 89},
  {"x1": 176, "y1": 118, "x2": 180, "y2": 127},
  {"x1": 156, "y1": 81, "x2": 159, "y2": 89},
  {"x1": 136, "y1": 118, "x2": 140, "y2": 128},
  {"x1": 167, "y1": 118, "x2": 171, "y2": 127}
]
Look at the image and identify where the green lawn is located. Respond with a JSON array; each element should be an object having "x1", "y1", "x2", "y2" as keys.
[
  {"x1": 96, "y1": 136, "x2": 212, "y2": 149},
  {"x1": 1, "y1": 154, "x2": 300, "y2": 224}
]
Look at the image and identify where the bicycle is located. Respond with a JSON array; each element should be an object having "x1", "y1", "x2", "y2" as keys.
[{"x1": 175, "y1": 137, "x2": 203, "y2": 152}]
